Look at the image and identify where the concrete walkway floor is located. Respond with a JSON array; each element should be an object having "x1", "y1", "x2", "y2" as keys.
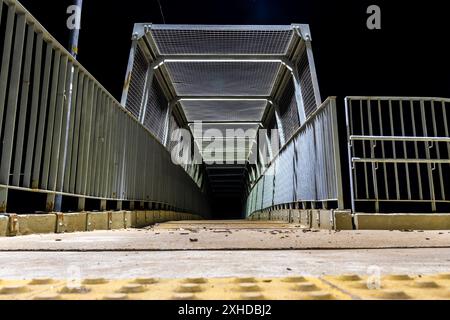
[
  {"x1": 0, "y1": 249, "x2": 449, "y2": 279},
  {"x1": 0, "y1": 221, "x2": 449, "y2": 280},
  {"x1": 0, "y1": 221, "x2": 449, "y2": 251}
]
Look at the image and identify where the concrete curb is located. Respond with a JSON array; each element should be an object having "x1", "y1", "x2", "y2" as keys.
[
  {"x1": 249, "y1": 210, "x2": 450, "y2": 231},
  {"x1": 249, "y1": 210, "x2": 353, "y2": 231},
  {"x1": 0, "y1": 211, "x2": 202, "y2": 237}
]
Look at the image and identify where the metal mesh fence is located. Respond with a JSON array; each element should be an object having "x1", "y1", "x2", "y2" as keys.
[
  {"x1": 278, "y1": 78, "x2": 300, "y2": 141},
  {"x1": 297, "y1": 48, "x2": 317, "y2": 119},
  {"x1": 165, "y1": 61, "x2": 281, "y2": 97},
  {"x1": 246, "y1": 98, "x2": 343, "y2": 215},
  {"x1": 150, "y1": 25, "x2": 294, "y2": 56},
  {"x1": 126, "y1": 44, "x2": 148, "y2": 119},
  {"x1": 143, "y1": 78, "x2": 168, "y2": 143},
  {"x1": 181, "y1": 100, "x2": 267, "y2": 122}
]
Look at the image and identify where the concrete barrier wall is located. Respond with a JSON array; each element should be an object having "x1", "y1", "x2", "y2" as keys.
[
  {"x1": 248, "y1": 209, "x2": 354, "y2": 231},
  {"x1": 0, "y1": 211, "x2": 203, "y2": 237},
  {"x1": 248, "y1": 210, "x2": 450, "y2": 231}
]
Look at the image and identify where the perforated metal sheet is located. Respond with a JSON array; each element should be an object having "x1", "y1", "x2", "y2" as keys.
[
  {"x1": 165, "y1": 61, "x2": 282, "y2": 97},
  {"x1": 181, "y1": 100, "x2": 268, "y2": 122},
  {"x1": 150, "y1": 25, "x2": 294, "y2": 56}
]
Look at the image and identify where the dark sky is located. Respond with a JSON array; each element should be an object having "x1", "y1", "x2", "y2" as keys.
[{"x1": 19, "y1": 0, "x2": 450, "y2": 101}]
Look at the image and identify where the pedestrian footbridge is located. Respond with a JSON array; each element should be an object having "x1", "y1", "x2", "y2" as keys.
[{"x1": 0, "y1": 0, "x2": 449, "y2": 236}]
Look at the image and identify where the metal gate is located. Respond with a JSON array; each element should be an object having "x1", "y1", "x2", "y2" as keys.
[{"x1": 346, "y1": 96, "x2": 450, "y2": 213}]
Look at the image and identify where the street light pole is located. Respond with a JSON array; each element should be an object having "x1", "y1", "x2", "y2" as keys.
[
  {"x1": 55, "y1": 0, "x2": 83, "y2": 212},
  {"x1": 69, "y1": 0, "x2": 83, "y2": 58}
]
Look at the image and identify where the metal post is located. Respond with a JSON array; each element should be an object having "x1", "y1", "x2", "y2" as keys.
[{"x1": 55, "y1": 0, "x2": 83, "y2": 212}]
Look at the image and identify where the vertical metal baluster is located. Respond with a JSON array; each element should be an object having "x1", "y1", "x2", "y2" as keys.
[
  {"x1": 367, "y1": 99, "x2": 379, "y2": 212},
  {"x1": 57, "y1": 60, "x2": 74, "y2": 193},
  {"x1": 431, "y1": 100, "x2": 445, "y2": 201},
  {"x1": 23, "y1": 32, "x2": 43, "y2": 188},
  {"x1": 75, "y1": 77, "x2": 88, "y2": 195},
  {"x1": 106, "y1": 99, "x2": 114, "y2": 199},
  {"x1": 41, "y1": 50, "x2": 61, "y2": 190},
  {"x1": 410, "y1": 100, "x2": 423, "y2": 201},
  {"x1": 82, "y1": 80, "x2": 95, "y2": 196},
  {"x1": 420, "y1": 100, "x2": 436, "y2": 212},
  {"x1": 65, "y1": 68, "x2": 80, "y2": 193},
  {"x1": 48, "y1": 55, "x2": 69, "y2": 191},
  {"x1": 1, "y1": 10, "x2": 26, "y2": 187},
  {"x1": 360, "y1": 100, "x2": 369, "y2": 200},
  {"x1": 442, "y1": 101, "x2": 450, "y2": 203},
  {"x1": 13, "y1": 23, "x2": 34, "y2": 187},
  {"x1": 94, "y1": 92, "x2": 105, "y2": 197},
  {"x1": 32, "y1": 44, "x2": 53, "y2": 190},
  {"x1": 104, "y1": 99, "x2": 114, "y2": 199},
  {"x1": 399, "y1": 100, "x2": 412, "y2": 200},
  {"x1": 345, "y1": 98, "x2": 357, "y2": 212},
  {"x1": 0, "y1": 4, "x2": 16, "y2": 137},
  {"x1": 99, "y1": 96, "x2": 110, "y2": 198},
  {"x1": 377, "y1": 100, "x2": 389, "y2": 201},
  {"x1": 389, "y1": 100, "x2": 400, "y2": 200},
  {"x1": 87, "y1": 87, "x2": 100, "y2": 196}
]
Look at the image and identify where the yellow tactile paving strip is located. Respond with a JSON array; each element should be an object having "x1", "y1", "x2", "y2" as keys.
[{"x1": 0, "y1": 275, "x2": 449, "y2": 300}]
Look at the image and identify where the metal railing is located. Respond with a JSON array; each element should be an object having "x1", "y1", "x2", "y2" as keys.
[
  {"x1": 245, "y1": 97, "x2": 343, "y2": 216},
  {"x1": 0, "y1": 0, "x2": 209, "y2": 215},
  {"x1": 345, "y1": 96, "x2": 450, "y2": 213}
]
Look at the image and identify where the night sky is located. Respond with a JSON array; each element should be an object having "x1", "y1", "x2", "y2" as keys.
[{"x1": 18, "y1": 0, "x2": 450, "y2": 102}]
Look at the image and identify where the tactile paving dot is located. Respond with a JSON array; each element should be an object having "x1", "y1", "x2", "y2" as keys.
[
  {"x1": 183, "y1": 278, "x2": 208, "y2": 284},
  {"x1": 373, "y1": 290, "x2": 411, "y2": 300},
  {"x1": 103, "y1": 294, "x2": 129, "y2": 300},
  {"x1": 0, "y1": 285, "x2": 29, "y2": 295},
  {"x1": 59, "y1": 286, "x2": 91, "y2": 294},
  {"x1": 336, "y1": 275, "x2": 362, "y2": 282},
  {"x1": 282, "y1": 276, "x2": 307, "y2": 283},
  {"x1": 411, "y1": 280, "x2": 440, "y2": 289},
  {"x1": 292, "y1": 283, "x2": 319, "y2": 292},
  {"x1": 234, "y1": 277, "x2": 257, "y2": 283},
  {"x1": 307, "y1": 292, "x2": 335, "y2": 300},
  {"x1": 237, "y1": 283, "x2": 261, "y2": 292},
  {"x1": 133, "y1": 278, "x2": 158, "y2": 285},
  {"x1": 83, "y1": 278, "x2": 109, "y2": 285},
  {"x1": 240, "y1": 293, "x2": 265, "y2": 300},
  {"x1": 171, "y1": 293, "x2": 196, "y2": 300},
  {"x1": 385, "y1": 275, "x2": 413, "y2": 281},
  {"x1": 176, "y1": 284, "x2": 204, "y2": 293},
  {"x1": 119, "y1": 284, "x2": 148, "y2": 294},
  {"x1": 33, "y1": 293, "x2": 62, "y2": 301},
  {"x1": 29, "y1": 278, "x2": 55, "y2": 285}
]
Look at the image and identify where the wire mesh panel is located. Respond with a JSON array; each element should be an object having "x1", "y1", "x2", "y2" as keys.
[
  {"x1": 181, "y1": 100, "x2": 268, "y2": 122},
  {"x1": 346, "y1": 97, "x2": 450, "y2": 213},
  {"x1": 143, "y1": 78, "x2": 168, "y2": 143},
  {"x1": 278, "y1": 78, "x2": 300, "y2": 141},
  {"x1": 165, "y1": 61, "x2": 282, "y2": 97},
  {"x1": 150, "y1": 25, "x2": 294, "y2": 56},
  {"x1": 273, "y1": 143, "x2": 295, "y2": 205},
  {"x1": 125, "y1": 43, "x2": 148, "y2": 119},
  {"x1": 245, "y1": 98, "x2": 343, "y2": 217},
  {"x1": 297, "y1": 48, "x2": 317, "y2": 119}
]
